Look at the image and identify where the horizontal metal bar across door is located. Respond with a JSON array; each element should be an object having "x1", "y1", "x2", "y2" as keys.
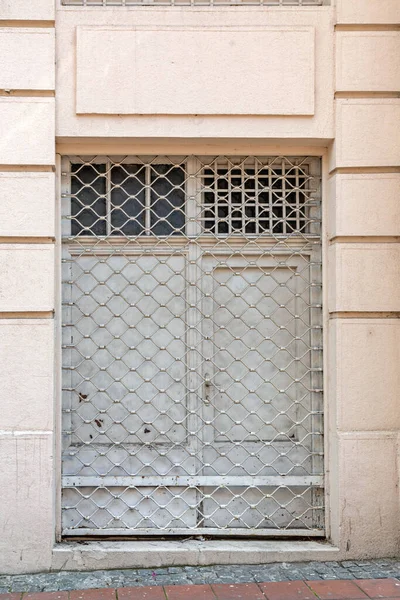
[
  {"x1": 61, "y1": 155, "x2": 324, "y2": 537},
  {"x1": 62, "y1": 1, "x2": 324, "y2": 7}
]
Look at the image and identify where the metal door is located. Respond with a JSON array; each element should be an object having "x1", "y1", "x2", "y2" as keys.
[{"x1": 61, "y1": 156, "x2": 323, "y2": 536}]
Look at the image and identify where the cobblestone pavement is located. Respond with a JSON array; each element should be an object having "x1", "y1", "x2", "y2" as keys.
[
  {"x1": 1, "y1": 561, "x2": 400, "y2": 594},
  {"x1": 1, "y1": 578, "x2": 400, "y2": 600}
]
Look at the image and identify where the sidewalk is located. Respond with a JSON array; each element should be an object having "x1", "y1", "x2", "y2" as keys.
[{"x1": 2, "y1": 578, "x2": 400, "y2": 600}]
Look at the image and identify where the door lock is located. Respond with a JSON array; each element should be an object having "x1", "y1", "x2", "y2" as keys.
[{"x1": 204, "y1": 373, "x2": 212, "y2": 404}]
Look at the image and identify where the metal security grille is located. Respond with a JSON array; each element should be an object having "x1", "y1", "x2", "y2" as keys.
[
  {"x1": 61, "y1": 155, "x2": 324, "y2": 537},
  {"x1": 62, "y1": 0, "x2": 324, "y2": 6}
]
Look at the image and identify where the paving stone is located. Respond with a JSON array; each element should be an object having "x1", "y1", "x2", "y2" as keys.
[
  {"x1": 356, "y1": 579, "x2": 400, "y2": 598},
  {"x1": 259, "y1": 580, "x2": 315, "y2": 600},
  {"x1": 329, "y1": 571, "x2": 355, "y2": 580},
  {"x1": 70, "y1": 589, "x2": 116, "y2": 600},
  {"x1": 216, "y1": 577, "x2": 235, "y2": 584},
  {"x1": 165, "y1": 584, "x2": 215, "y2": 599},
  {"x1": 69, "y1": 578, "x2": 113, "y2": 592},
  {"x1": 315, "y1": 565, "x2": 335, "y2": 575},
  {"x1": 167, "y1": 568, "x2": 182, "y2": 575},
  {"x1": 251, "y1": 566, "x2": 282, "y2": 579},
  {"x1": 298, "y1": 573, "x2": 322, "y2": 581},
  {"x1": 190, "y1": 572, "x2": 218, "y2": 584},
  {"x1": 147, "y1": 577, "x2": 189, "y2": 587},
  {"x1": 24, "y1": 594, "x2": 69, "y2": 600},
  {"x1": 212, "y1": 583, "x2": 264, "y2": 599},
  {"x1": 118, "y1": 586, "x2": 166, "y2": 599},
  {"x1": 306, "y1": 580, "x2": 368, "y2": 599},
  {"x1": 3, "y1": 560, "x2": 400, "y2": 594},
  {"x1": 183, "y1": 567, "x2": 199, "y2": 573},
  {"x1": 120, "y1": 580, "x2": 145, "y2": 588}
]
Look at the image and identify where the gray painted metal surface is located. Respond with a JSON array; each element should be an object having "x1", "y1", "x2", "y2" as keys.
[{"x1": 61, "y1": 155, "x2": 323, "y2": 537}]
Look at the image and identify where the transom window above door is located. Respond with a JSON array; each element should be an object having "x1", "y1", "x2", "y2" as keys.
[{"x1": 65, "y1": 156, "x2": 319, "y2": 238}]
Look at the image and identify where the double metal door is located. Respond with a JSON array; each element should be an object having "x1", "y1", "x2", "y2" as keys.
[{"x1": 61, "y1": 156, "x2": 324, "y2": 536}]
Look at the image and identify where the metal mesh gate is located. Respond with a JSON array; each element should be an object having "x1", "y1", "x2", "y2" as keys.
[{"x1": 61, "y1": 155, "x2": 324, "y2": 537}]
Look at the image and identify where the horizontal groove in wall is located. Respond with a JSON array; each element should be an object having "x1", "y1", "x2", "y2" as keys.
[
  {"x1": 335, "y1": 24, "x2": 400, "y2": 31},
  {"x1": 329, "y1": 166, "x2": 400, "y2": 176},
  {"x1": 0, "y1": 165, "x2": 55, "y2": 172},
  {"x1": 0, "y1": 90, "x2": 55, "y2": 97},
  {"x1": 330, "y1": 312, "x2": 400, "y2": 319},
  {"x1": 330, "y1": 236, "x2": 400, "y2": 244},
  {"x1": 335, "y1": 92, "x2": 400, "y2": 99},
  {"x1": 0, "y1": 311, "x2": 54, "y2": 319},
  {"x1": 0, "y1": 430, "x2": 53, "y2": 437},
  {"x1": 0, "y1": 237, "x2": 55, "y2": 244},
  {"x1": 0, "y1": 20, "x2": 55, "y2": 28}
]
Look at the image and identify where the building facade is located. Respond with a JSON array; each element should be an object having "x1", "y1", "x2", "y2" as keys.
[{"x1": 0, "y1": 0, "x2": 399, "y2": 575}]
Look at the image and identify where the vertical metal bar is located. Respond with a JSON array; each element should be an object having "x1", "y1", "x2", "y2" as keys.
[
  {"x1": 214, "y1": 157, "x2": 218, "y2": 235},
  {"x1": 296, "y1": 162, "x2": 300, "y2": 232},
  {"x1": 254, "y1": 157, "x2": 258, "y2": 235},
  {"x1": 228, "y1": 158, "x2": 232, "y2": 236},
  {"x1": 55, "y1": 154, "x2": 64, "y2": 542},
  {"x1": 242, "y1": 159, "x2": 246, "y2": 236},
  {"x1": 106, "y1": 160, "x2": 112, "y2": 236},
  {"x1": 268, "y1": 162, "x2": 273, "y2": 233},
  {"x1": 281, "y1": 158, "x2": 286, "y2": 235},
  {"x1": 186, "y1": 156, "x2": 203, "y2": 527},
  {"x1": 145, "y1": 164, "x2": 151, "y2": 235}
]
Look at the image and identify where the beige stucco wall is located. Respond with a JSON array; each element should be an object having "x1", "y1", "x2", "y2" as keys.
[
  {"x1": 328, "y1": 0, "x2": 400, "y2": 559},
  {"x1": 0, "y1": 0, "x2": 399, "y2": 575}
]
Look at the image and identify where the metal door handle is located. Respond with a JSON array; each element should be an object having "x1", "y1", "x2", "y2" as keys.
[{"x1": 204, "y1": 373, "x2": 212, "y2": 404}]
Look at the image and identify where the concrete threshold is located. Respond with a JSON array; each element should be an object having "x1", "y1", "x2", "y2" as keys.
[{"x1": 52, "y1": 540, "x2": 340, "y2": 571}]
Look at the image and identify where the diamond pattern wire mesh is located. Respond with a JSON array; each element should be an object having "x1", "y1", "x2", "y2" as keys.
[
  {"x1": 62, "y1": 0, "x2": 324, "y2": 7},
  {"x1": 61, "y1": 155, "x2": 324, "y2": 537}
]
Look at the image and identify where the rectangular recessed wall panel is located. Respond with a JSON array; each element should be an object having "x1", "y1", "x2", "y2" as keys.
[
  {"x1": 335, "y1": 99, "x2": 400, "y2": 168},
  {"x1": 0, "y1": 245, "x2": 54, "y2": 312},
  {"x1": 336, "y1": 32, "x2": 400, "y2": 92},
  {"x1": 329, "y1": 244, "x2": 400, "y2": 313},
  {"x1": 0, "y1": 0, "x2": 55, "y2": 20},
  {"x1": 0, "y1": 29, "x2": 55, "y2": 91},
  {"x1": 76, "y1": 26, "x2": 315, "y2": 115},
  {"x1": 0, "y1": 98, "x2": 55, "y2": 165},
  {"x1": 1, "y1": 320, "x2": 54, "y2": 431},
  {"x1": 328, "y1": 174, "x2": 400, "y2": 238},
  {"x1": 334, "y1": 320, "x2": 400, "y2": 432},
  {"x1": 0, "y1": 173, "x2": 55, "y2": 237},
  {"x1": 337, "y1": 0, "x2": 400, "y2": 24}
]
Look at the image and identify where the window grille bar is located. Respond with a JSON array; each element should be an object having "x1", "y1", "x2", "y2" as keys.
[
  {"x1": 63, "y1": 528, "x2": 325, "y2": 538},
  {"x1": 63, "y1": 475, "x2": 324, "y2": 487},
  {"x1": 62, "y1": 0, "x2": 324, "y2": 6}
]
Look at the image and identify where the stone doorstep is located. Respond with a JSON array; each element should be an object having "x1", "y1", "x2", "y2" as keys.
[{"x1": 2, "y1": 578, "x2": 400, "y2": 600}]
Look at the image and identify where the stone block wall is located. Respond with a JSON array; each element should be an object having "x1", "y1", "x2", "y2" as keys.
[
  {"x1": 0, "y1": 0, "x2": 56, "y2": 574},
  {"x1": 328, "y1": 0, "x2": 400, "y2": 557}
]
